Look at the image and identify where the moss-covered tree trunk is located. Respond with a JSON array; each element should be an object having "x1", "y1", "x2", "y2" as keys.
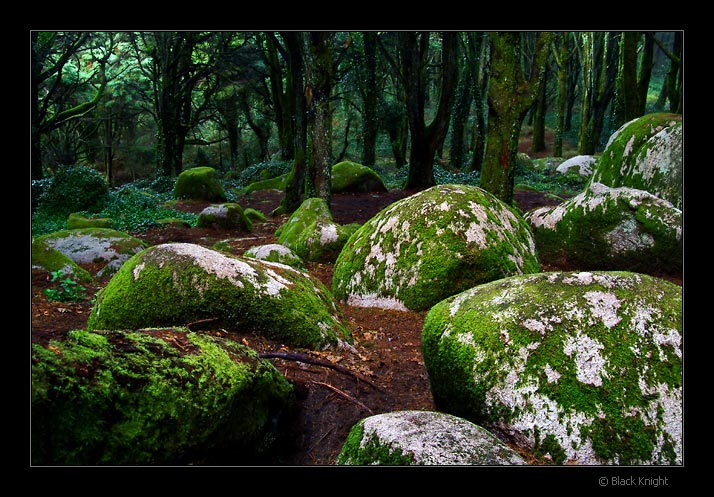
[
  {"x1": 400, "y1": 32, "x2": 458, "y2": 189},
  {"x1": 265, "y1": 33, "x2": 296, "y2": 162},
  {"x1": 301, "y1": 32, "x2": 334, "y2": 205},
  {"x1": 480, "y1": 32, "x2": 554, "y2": 205},
  {"x1": 531, "y1": 64, "x2": 548, "y2": 154},
  {"x1": 469, "y1": 32, "x2": 489, "y2": 173},
  {"x1": 665, "y1": 32, "x2": 683, "y2": 114},
  {"x1": 361, "y1": 32, "x2": 378, "y2": 167},
  {"x1": 449, "y1": 33, "x2": 473, "y2": 169},
  {"x1": 277, "y1": 33, "x2": 307, "y2": 215},
  {"x1": 553, "y1": 32, "x2": 570, "y2": 157}
]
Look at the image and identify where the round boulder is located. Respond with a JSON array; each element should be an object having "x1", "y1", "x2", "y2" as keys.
[
  {"x1": 336, "y1": 410, "x2": 526, "y2": 465},
  {"x1": 422, "y1": 271, "x2": 682, "y2": 465},
  {"x1": 174, "y1": 166, "x2": 227, "y2": 202},
  {"x1": 555, "y1": 155, "x2": 597, "y2": 176},
  {"x1": 87, "y1": 243, "x2": 351, "y2": 350},
  {"x1": 197, "y1": 203, "x2": 252, "y2": 231},
  {"x1": 244, "y1": 244, "x2": 305, "y2": 270},
  {"x1": 332, "y1": 184, "x2": 540, "y2": 311},
  {"x1": 331, "y1": 161, "x2": 388, "y2": 193},
  {"x1": 591, "y1": 113, "x2": 682, "y2": 209},
  {"x1": 525, "y1": 182, "x2": 682, "y2": 274}
]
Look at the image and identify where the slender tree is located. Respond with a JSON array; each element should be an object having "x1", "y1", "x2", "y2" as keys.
[
  {"x1": 553, "y1": 32, "x2": 571, "y2": 157},
  {"x1": 264, "y1": 33, "x2": 296, "y2": 161},
  {"x1": 395, "y1": 32, "x2": 458, "y2": 188},
  {"x1": 360, "y1": 31, "x2": 379, "y2": 166},
  {"x1": 480, "y1": 31, "x2": 554, "y2": 205},
  {"x1": 449, "y1": 33, "x2": 474, "y2": 169},
  {"x1": 469, "y1": 32, "x2": 489, "y2": 173}
]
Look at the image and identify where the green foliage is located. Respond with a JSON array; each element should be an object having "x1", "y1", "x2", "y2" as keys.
[
  {"x1": 43, "y1": 270, "x2": 87, "y2": 302},
  {"x1": 230, "y1": 160, "x2": 292, "y2": 188},
  {"x1": 515, "y1": 168, "x2": 588, "y2": 197},
  {"x1": 36, "y1": 165, "x2": 110, "y2": 217}
]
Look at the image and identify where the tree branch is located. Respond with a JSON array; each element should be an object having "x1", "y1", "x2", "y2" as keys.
[{"x1": 310, "y1": 380, "x2": 373, "y2": 414}]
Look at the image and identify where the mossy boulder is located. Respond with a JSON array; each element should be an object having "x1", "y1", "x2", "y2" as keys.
[
  {"x1": 336, "y1": 410, "x2": 526, "y2": 465},
  {"x1": 531, "y1": 157, "x2": 565, "y2": 174},
  {"x1": 591, "y1": 113, "x2": 682, "y2": 209},
  {"x1": 422, "y1": 271, "x2": 682, "y2": 465},
  {"x1": 87, "y1": 243, "x2": 351, "y2": 350},
  {"x1": 244, "y1": 208, "x2": 268, "y2": 224},
  {"x1": 67, "y1": 212, "x2": 115, "y2": 229},
  {"x1": 31, "y1": 237, "x2": 92, "y2": 283},
  {"x1": 31, "y1": 228, "x2": 149, "y2": 278},
  {"x1": 276, "y1": 197, "x2": 354, "y2": 263},
  {"x1": 31, "y1": 328, "x2": 295, "y2": 465},
  {"x1": 555, "y1": 155, "x2": 597, "y2": 176},
  {"x1": 525, "y1": 182, "x2": 682, "y2": 274},
  {"x1": 174, "y1": 166, "x2": 227, "y2": 202},
  {"x1": 197, "y1": 203, "x2": 252, "y2": 231},
  {"x1": 244, "y1": 173, "x2": 289, "y2": 194},
  {"x1": 332, "y1": 184, "x2": 541, "y2": 312},
  {"x1": 331, "y1": 161, "x2": 388, "y2": 193},
  {"x1": 244, "y1": 244, "x2": 305, "y2": 270}
]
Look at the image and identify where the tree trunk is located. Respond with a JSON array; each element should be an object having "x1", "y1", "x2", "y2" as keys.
[
  {"x1": 480, "y1": 32, "x2": 553, "y2": 205},
  {"x1": 277, "y1": 33, "x2": 307, "y2": 215},
  {"x1": 531, "y1": 64, "x2": 548, "y2": 153},
  {"x1": 666, "y1": 32, "x2": 683, "y2": 113},
  {"x1": 469, "y1": 33, "x2": 488, "y2": 173},
  {"x1": 31, "y1": 31, "x2": 43, "y2": 181},
  {"x1": 636, "y1": 32, "x2": 655, "y2": 116},
  {"x1": 554, "y1": 32, "x2": 569, "y2": 157},
  {"x1": 449, "y1": 34, "x2": 473, "y2": 169},
  {"x1": 617, "y1": 31, "x2": 641, "y2": 124},
  {"x1": 266, "y1": 33, "x2": 295, "y2": 162},
  {"x1": 361, "y1": 32, "x2": 378, "y2": 167},
  {"x1": 401, "y1": 32, "x2": 458, "y2": 189},
  {"x1": 301, "y1": 32, "x2": 334, "y2": 205}
]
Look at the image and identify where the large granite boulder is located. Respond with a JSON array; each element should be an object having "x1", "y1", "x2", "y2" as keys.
[
  {"x1": 422, "y1": 271, "x2": 682, "y2": 465},
  {"x1": 196, "y1": 203, "x2": 252, "y2": 231},
  {"x1": 555, "y1": 155, "x2": 597, "y2": 176},
  {"x1": 244, "y1": 244, "x2": 306, "y2": 270},
  {"x1": 591, "y1": 113, "x2": 682, "y2": 209},
  {"x1": 331, "y1": 161, "x2": 388, "y2": 193},
  {"x1": 336, "y1": 410, "x2": 526, "y2": 465},
  {"x1": 332, "y1": 184, "x2": 540, "y2": 312},
  {"x1": 87, "y1": 243, "x2": 351, "y2": 350},
  {"x1": 31, "y1": 228, "x2": 149, "y2": 279},
  {"x1": 525, "y1": 182, "x2": 682, "y2": 274},
  {"x1": 32, "y1": 328, "x2": 295, "y2": 464}
]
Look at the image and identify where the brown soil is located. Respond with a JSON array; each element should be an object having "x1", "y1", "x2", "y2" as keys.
[{"x1": 30, "y1": 186, "x2": 682, "y2": 467}]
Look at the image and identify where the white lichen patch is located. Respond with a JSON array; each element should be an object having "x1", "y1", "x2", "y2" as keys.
[
  {"x1": 346, "y1": 293, "x2": 409, "y2": 312},
  {"x1": 563, "y1": 332, "x2": 608, "y2": 386},
  {"x1": 357, "y1": 411, "x2": 526, "y2": 465},
  {"x1": 245, "y1": 243, "x2": 295, "y2": 259},
  {"x1": 583, "y1": 291, "x2": 622, "y2": 329},
  {"x1": 318, "y1": 222, "x2": 339, "y2": 244}
]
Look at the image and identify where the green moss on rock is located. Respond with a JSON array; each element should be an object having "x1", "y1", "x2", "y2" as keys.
[
  {"x1": 244, "y1": 244, "x2": 306, "y2": 270},
  {"x1": 243, "y1": 173, "x2": 289, "y2": 194},
  {"x1": 67, "y1": 213, "x2": 115, "y2": 229},
  {"x1": 174, "y1": 166, "x2": 227, "y2": 202},
  {"x1": 197, "y1": 203, "x2": 252, "y2": 231},
  {"x1": 87, "y1": 243, "x2": 351, "y2": 350},
  {"x1": 331, "y1": 161, "x2": 387, "y2": 193},
  {"x1": 31, "y1": 328, "x2": 295, "y2": 464},
  {"x1": 422, "y1": 270, "x2": 682, "y2": 465},
  {"x1": 591, "y1": 113, "x2": 682, "y2": 209},
  {"x1": 31, "y1": 237, "x2": 93, "y2": 283},
  {"x1": 332, "y1": 184, "x2": 540, "y2": 312},
  {"x1": 526, "y1": 182, "x2": 682, "y2": 274}
]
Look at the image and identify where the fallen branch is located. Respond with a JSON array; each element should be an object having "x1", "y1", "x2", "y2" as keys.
[
  {"x1": 259, "y1": 351, "x2": 384, "y2": 392},
  {"x1": 311, "y1": 380, "x2": 373, "y2": 415},
  {"x1": 186, "y1": 317, "x2": 219, "y2": 331}
]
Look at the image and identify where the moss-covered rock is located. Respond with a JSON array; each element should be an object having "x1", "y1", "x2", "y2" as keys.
[
  {"x1": 174, "y1": 166, "x2": 227, "y2": 202},
  {"x1": 555, "y1": 155, "x2": 597, "y2": 176},
  {"x1": 156, "y1": 218, "x2": 192, "y2": 228},
  {"x1": 276, "y1": 197, "x2": 353, "y2": 263},
  {"x1": 31, "y1": 237, "x2": 93, "y2": 283},
  {"x1": 67, "y1": 212, "x2": 115, "y2": 229},
  {"x1": 243, "y1": 173, "x2": 289, "y2": 194},
  {"x1": 332, "y1": 184, "x2": 540, "y2": 312},
  {"x1": 591, "y1": 113, "x2": 682, "y2": 209},
  {"x1": 244, "y1": 208, "x2": 268, "y2": 224},
  {"x1": 531, "y1": 157, "x2": 565, "y2": 174},
  {"x1": 31, "y1": 328, "x2": 295, "y2": 465},
  {"x1": 336, "y1": 410, "x2": 526, "y2": 465},
  {"x1": 525, "y1": 182, "x2": 682, "y2": 274},
  {"x1": 88, "y1": 243, "x2": 351, "y2": 350},
  {"x1": 331, "y1": 161, "x2": 388, "y2": 193},
  {"x1": 244, "y1": 244, "x2": 305, "y2": 270},
  {"x1": 422, "y1": 271, "x2": 682, "y2": 465},
  {"x1": 196, "y1": 203, "x2": 252, "y2": 231},
  {"x1": 32, "y1": 228, "x2": 148, "y2": 278}
]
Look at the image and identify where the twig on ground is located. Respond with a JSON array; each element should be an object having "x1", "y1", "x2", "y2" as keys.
[
  {"x1": 259, "y1": 351, "x2": 384, "y2": 392},
  {"x1": 311, "y1": 380, "x2": 374, "y2": 415},
  {"x1": 186, "y1": 317, "x2": 219, "y2": 331}
]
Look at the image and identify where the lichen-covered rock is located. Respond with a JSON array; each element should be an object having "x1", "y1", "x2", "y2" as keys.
[
  {"x1": 555, "y1": 155, "x2": 597, "y2": 176},
  {"x1": 67, "y1": 212, "x2": 115, "y2": 229},
  {"x1": 422, "y1": 271, "x2": 682, "y2": 465},
  {"x1": 244, "y1": 244, "x2": 305, "y2": 270},
  {"x1": 525, "y1": 182, "x2": 682, "y2": 274},
  {"x1": 244, "y1": 173, "x2": 289, "y2": 194},
  {"x1": 331, "y1": 161, "x2": 388, "y2": 193},
  {"x1": 531, "y1": 157, "x2": 565, "y2": 173},
  {"x1": 31, "y1": 228, "x2": 148, "y2": 278},
  {"x1": 332, "y1": 184, "x2": 541, "y2": 312},
  {"x1": 276, "y1": 197, "x2": 353, "y2": 263},
  {"x1": 31, "y1": 237, "x2": 92, "y2": 283},
  {"x1": 174, "y1": 166, "x2": 227, "y2": 202},
  {"x1": 88, "y1": 243, "x2": 351, "y2": 350},
  {"x1": 591, "y1": 113, "x2": 682, "y2": 209},
  {"x1": 31, "y1": 328, "x2": 295, "y2": 464},
  {"x1": 336, "y1": 410, "x2": 526, "y2": 465},
  {"x1": 244, "y1": 208, "x2": 267, "y2": 224},
  {"x1": 197, "y1": 203, "x2": 252, "y2": 231}
]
